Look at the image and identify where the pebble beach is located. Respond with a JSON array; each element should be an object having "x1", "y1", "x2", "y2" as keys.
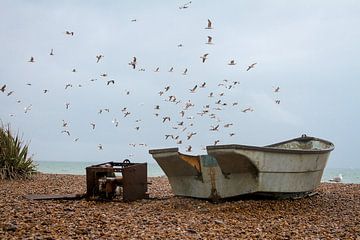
[{"x1": 0, "y1": 173, "x2": 359, "y2": 239}]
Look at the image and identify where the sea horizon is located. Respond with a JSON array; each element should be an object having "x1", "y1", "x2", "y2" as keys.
[{"x1": 34, "y1": 160, "x2": 360, "y2": 184}]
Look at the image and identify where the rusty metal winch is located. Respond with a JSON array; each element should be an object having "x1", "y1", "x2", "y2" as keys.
[{"x1": 86, "y1": 159, "x2": 148, "y2": 201}]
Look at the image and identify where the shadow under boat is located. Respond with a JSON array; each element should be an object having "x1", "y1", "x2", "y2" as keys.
[{"x1": 149, "y1": 135, "x2": 334, "y2": 201}]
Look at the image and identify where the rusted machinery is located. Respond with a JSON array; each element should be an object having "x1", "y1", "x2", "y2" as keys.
[{"x1": 86, "y1": 160, "x2": 148, "y2": 201}]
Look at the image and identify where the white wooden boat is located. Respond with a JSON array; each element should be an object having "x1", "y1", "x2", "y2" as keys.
[{"x1": 149, "y1": 135, "x2": 334, "y2": 200}]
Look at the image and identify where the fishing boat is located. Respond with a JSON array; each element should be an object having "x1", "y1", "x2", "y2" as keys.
[{"x1": 149, "y1": 135, "x2": 334, "y2": 200}]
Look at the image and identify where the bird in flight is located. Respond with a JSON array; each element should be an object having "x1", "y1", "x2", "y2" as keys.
[
  {"x1": 187, "y1": 132, "x2": 197, "y2": 140},
  {"x1": 273, "y1": 86, "x2": 280, "y2": 92},
  {"x1": 96, "y1": 54, "x2": 104, "y2": 63},
  {"x1": 90, "y1": 122, "x2": 96, "y2": 129},
  {"x1": 182, "y1": 68, "x2": 188, "y2": 75},
  {"x1": 65, "y1": 31, "x2": 74, "y2": 36},
  {"x1": 246, "y1": 63, "x2": 257, "y2": 71},
  {"x1": 100, "y1": 73, "x2": 107, "y2": 77},
  {"x1": 154, "y1": 67, "x2": 160, "y2": 72},
  {"x1": 65, "y1": 84, "x2": 72, "y2": 89},
  {"x1": 189, "y1": 85, "x2": 197, "y2": 93},
  {"x1": 214, "y1": 140, "x2": 220, "y2": 145},
  {"x1": 210, "y1": 125, "x2": 220, "y2": 131},
  {"x1": 186, "y1": 145, "x2": 192, "y2": 152},
  {"x1": 242, "y1": 107, "x2": 254, "y2": 113},
  {"x1": 65, "y1": 103, "x2": 70, "y2": 109},
  {"x1": 61, "y1": 130, "x2": 70, "y2": 136},
  {"x1": 7, "y1": 91, "x2": 14, "y2": 96},
  {"x1": 129, "y1": 57, "x2": 137, "y2": 69},
  {"x1": 24, "y1": 104, "x2": 32, "y2": 113},
  {"x1": 200, "y1": 53, "x2": 209, "y2": 63},
  {"x1": 43, "y1": 89, "x2": 49, "y2": 94},
  {"x1": 1, "y1": 84, "x2": 6, "y2": 92},
  {"x1": 168, "y1": 67, "x2": 174, "y2": 72},
  {"x1": 228, "y1": 60, "x2": 236, "y2": 65},
  {"x1": 275, "y1": 100, "x2": 280, "y2": 104},
  {"x1": 28, "y1": 57, "x2": 35, "y2": 63},
  {"x1": 179, "y1": 1, "x2": 192, "y2": 9},
  {"x1": 107, "y1": 80, "x2": 115, "y2": 85},
  {"x1": 205, "y1": 19, "x2": 213, "y2": 29},
  {"x1": 98, "y1": 144, "x2": 103, "y2": 150},
  {"x1": 206, "y1": 36, "x2": 213, "y2": 44},
  {"x1": 50, "y1": 49, "x2": 54, "y2": 56},
  {"x1": 162, "y1": 116, "x2": 171, "y2": 123}
]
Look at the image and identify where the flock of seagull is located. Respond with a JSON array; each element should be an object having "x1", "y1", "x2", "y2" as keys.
[{"x1": 1, "y1": 10, "x2": 282, "y2": 157}]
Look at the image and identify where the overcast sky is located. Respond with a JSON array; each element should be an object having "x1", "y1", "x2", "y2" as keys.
[{"x1": 1, "y1": 1, "x2": 359, "y2": 168}]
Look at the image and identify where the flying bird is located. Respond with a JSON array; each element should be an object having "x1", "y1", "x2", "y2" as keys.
[
  {"x1": 100, "y1": 73, "x2": 107, "y2": 77},
  {"x1": 168, "y1": 67, "x2": 174, "y2": 72},
  {"x1": 43, "y1": 89, "x2": 49, "y2": 94},
  {"x1": 206, "y1": 36, "x2": 213, "y2": 44},
  {"x1": 186, "y1": 145, "x2": 192, "y2": 152},
  {"x1": 205, "y1": 19, "x2": 213, "y2": 29},
  {"x1": 7, "y1": 91, "x2": 14, "y2": 96},
  {"x1": 90, "y1": 122, "x2": 96, "y2": 129},
  {"x1": 182, "y1": 68, "x2": 188, "y2": 75},
  {"x1": 96, "y1": 54, "x2": 104, "y2": 63},
  {"x1": 107, "y1": 80, "x2": 115, "y2": 85},
  {"x1": 275, "y1": 100, "x2": 281, "y2": 104},
  {"x1": 187, "y1": 132, "x2": 197, "y2": 140},
  {"x1": 129, "y1": 57, "x2": 137, "y2": 69},
  {"x1": 274, "y1": 86, "x2": 280, "y2": 92},
  {"x1": 61, "y1": 130, "x2": 70, "y2": 136},
  {"x1": 246, "y1": 63, "x2": 257, "y2": 71},
  {"x1": 1, "y1": 84, "x2": 6, "y2": 92},
  {"x1": 189, "y1": 85, "x2": 197, "y2": 93},
  {"x1": 50, "y1": 49, "x2": 54, "y2": 56},
  {"x1": 65, "y1": 31, "x2": 74, "y2": 36},
  {"x1": 154, "y1": 67, "x2": 160, "y2": 72},
  {"x1": 28, "y1": 57, "x2": 35, "y2": 63},
  {"x1": 24, "y1": 104, "x2": 32, "y2": 113},
  {"x1": 242, "y1": 107, "x2": 254, "y2": 113},
  {"x1": 97, "y1": 144, "x2": 103, "y2": 150},
  {"x1": 210, "y1": 125, "x2": 219, "y2": 131},
  {"x1": 162, "y1": 116, "x2": 171, "y2": 123},
  {"x1": 200, "y1": 53, "x2": 209, "y2": 63},
  {"x1": 228, "y1": 60, "x2": 236, "y2": 65},
  {"x1": 65, "y1": 103, "x2": 70, "y2": 109}
]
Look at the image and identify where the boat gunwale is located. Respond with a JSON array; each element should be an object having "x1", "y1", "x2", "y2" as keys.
[{"x1": 207, "y1": 136, "x2": 335, "y2": 154}]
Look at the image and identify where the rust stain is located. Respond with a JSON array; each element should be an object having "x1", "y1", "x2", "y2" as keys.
[{"x1": 179, "y1": 153, "x2": 201, "y2": 174}]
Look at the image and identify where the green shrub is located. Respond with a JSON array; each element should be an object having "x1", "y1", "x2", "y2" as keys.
[{"x1": 0, "y1": 123, "x2": 37, "y2": 180}]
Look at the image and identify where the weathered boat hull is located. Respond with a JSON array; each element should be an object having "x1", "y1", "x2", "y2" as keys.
[{"x1": 149, "y1": 135, "x2": 334, "y2": 200}]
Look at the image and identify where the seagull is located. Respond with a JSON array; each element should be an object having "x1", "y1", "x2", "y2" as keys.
[
  {"x1": 206, "y1": 36, "x2": 213, "y2": 44},
  {"x1": 96, "y1": 54, "x2": 104, "y2": 63},
  {"x1": 179, "y1": 1, "x2": 192, "y2": 9},
  {"x1": 43, "y1": 89, "x2": 49, "y2": 94},
  {"x1": 273, "y1": 86, "x2": 280, "y2": 92},
  {"x1": 7, "y1": 91, "x2": 14, "y2": 96},
  {"x1": 187, "y1": 132, "x2": 197, "y2": 140},
  {"x1": 186, "y1": 145, "x2": 192, "y2": 152},
  {"x1": 168, "y1": 67, "x2": 174, "y2": 72},
  {"x1": 182, "y1": 68, "x2": 188, "y2": 75},
  {"x1": 65, "y1": 103, "x2": 70, "y2": 109},
  {"x1": 50, "y1": 49, "x2": 54, "y2": 56},
  {"x1": 214, "y1": 140, "x2": 220, "y2": 145},
  {"x1": 208, "y1": 92, "x2": 214, "y2": 98},
  {"x1": 100, "y1": 73, "x2": 107, "y2": 77},
  {"x1": 24, "y1": 104, "x2": 32, "y2": 113},
  {"x1": 131, "y1": 19, "x2": 137, "y2": 22},
  {"x1": 72, "y1": 68, "x2": 76, "y2": 72},
  {"x1": 177, "y1": 44, "x2": 183, "y2": 47},
  {"x1": 242, "y1": 107, "x2": 254, "y2": 113},
  {"x1": 129, "y1": 57, "x2": 137, "y2": 69},
  {"x1": 74, "y1": 138, "x2": 79, "y2": 142},
  {"x1": 246, "y1": 63, "x2": 257, "y2": 71},
  {"x1": 210, "y1": 125, "x2": 219, "y2": 131},
  {"x1": 275, "y1": 100, "x2": 280, "y2": 104},
  {"x1": 164, "y1": 86, "x2": 170, "y2": 92},
  {"x1": 205, "y1": 19, "x2": 213, "y2": 29},
  {"x1": 28, "y1": 57, "x2": 35, "y2": 63},
  {"x1": 107, "y1": 80, "x2": 115, "y2": 85},
  {"x1": 228, "y1": 60, "x2": 236, "y2": 65},
  {"x1": 229, "y1": 133, "x2": 235, "y2": 137},
  {"x1": 329, "y1": 174, "x2": 343, "y2": 183},
  {"x1": 154, "y1": 105, "x2": 160, "y2": 110},
  {"x1": 154, "y1": 67, "x2": 160, "y2": 72},
  {"x1": 65, "y1": 31, "x2": 74, "y2": 36},
  {"x1": 165, "y1": 134, "x2": 174, "y2": 140},
  {"x1": 162, "y1": 116, "x2": 171, "y2": 123},
  {"x1": 200, "y1": 53, "x2": 209, "y2": 63},
  {"x1": 124, "y1": 111, "x2": 130, "y2": 117},
  {"x1": 90, "y1": 122, "x2": 96, "y2": 129},
  {"x1": 189, "y1": 85, "x2": 197, "y2": 93},
  {"x1": 61, "y1": 130, "x2": 70, "y2": 136},
  {"x1": 97, "y1": 144, "x2": 103, "y2": 150},
  {"x1": 62, "y1": 120, "x2": 68, "y2": 127},
  {"x1": 112, "y1": 118, "x2": 119, "y2": 127},
  {"x1": 65, "y1": 84, "x2": 72, "y2": 90},
  {"x1": 224, "y1": 123, "x2": 233, "y2": 128},
  {"x1": 1, "y1": 84, "x2": 6, "y2": 92}
]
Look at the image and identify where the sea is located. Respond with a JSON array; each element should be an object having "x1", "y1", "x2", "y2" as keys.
[{"x1": 35, "y1": 161, "x2": 360, "y2": 184}]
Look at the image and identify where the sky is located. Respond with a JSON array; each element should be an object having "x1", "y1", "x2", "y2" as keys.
[{"x1": 1, "y1": 1, "x2": 360, "y2": 168}]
